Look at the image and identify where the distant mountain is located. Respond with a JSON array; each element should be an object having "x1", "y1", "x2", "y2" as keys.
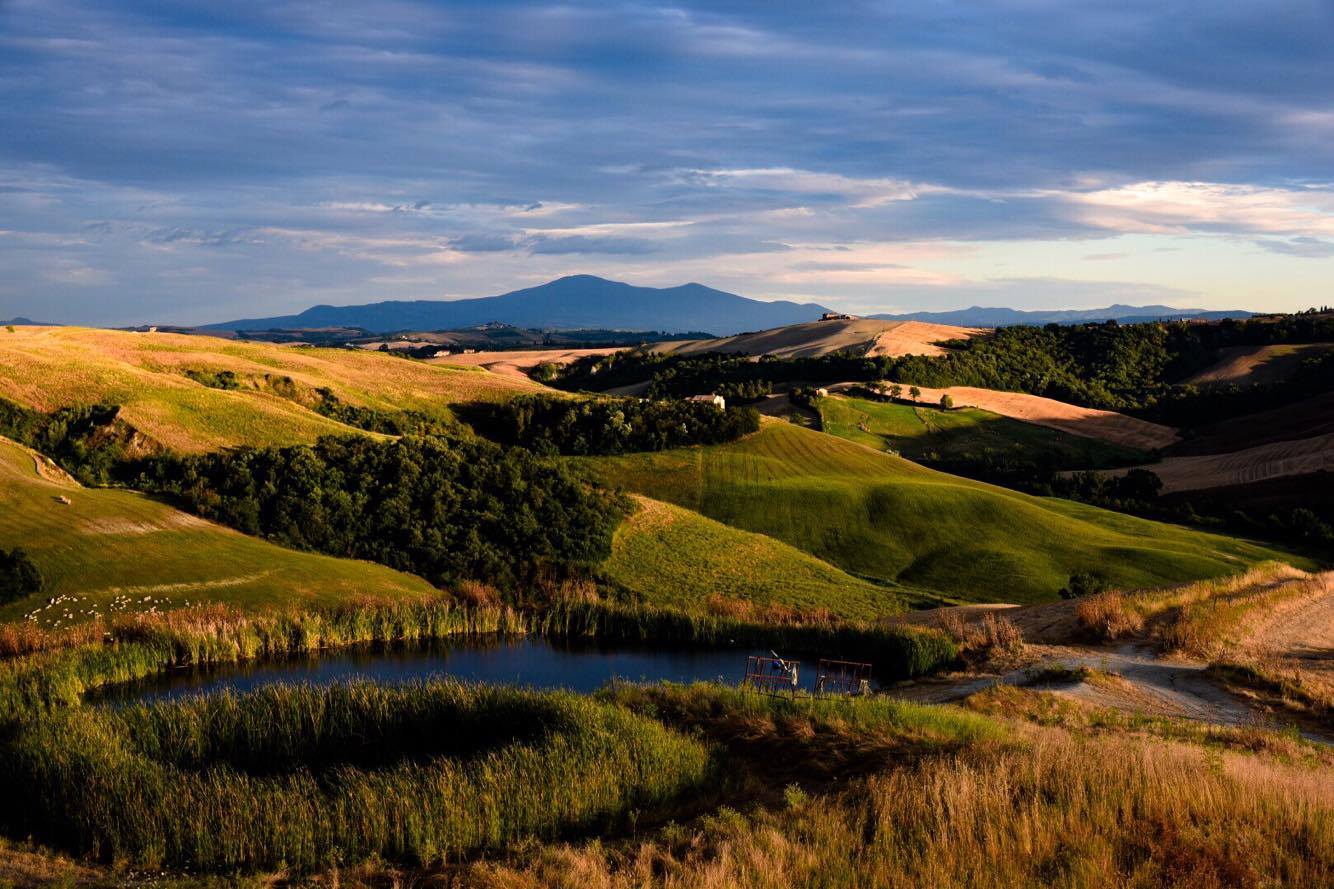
[
  {"x1": 868, "y1": 304, "x2": 1255, "y2": 327},
  {"x1": 205, "y1": 275, "x2": 832, "y2": 336},
  {"x1": 1, "y1": 317, "x2": 49, "y2": 326}
]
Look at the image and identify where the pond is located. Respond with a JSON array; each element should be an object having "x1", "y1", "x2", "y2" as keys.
[{"x1": 100, "y1": 636, "x2": 876, "y2": 704}]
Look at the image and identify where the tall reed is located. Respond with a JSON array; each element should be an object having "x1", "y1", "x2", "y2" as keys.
[
  {"x1": 0, "y1": 680, "x2": 717, "y2": 871},
  {"x1": 0, "y1": 599, "x2": 958, "y2": 725}
]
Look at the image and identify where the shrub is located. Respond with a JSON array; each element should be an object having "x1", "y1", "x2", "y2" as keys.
[
  {"x1": 0, "y1": 548, "x2": 42, "y2": 604},
  {"x1": 1058, "y1": 570, "x2": 1108, "y2": 600}
]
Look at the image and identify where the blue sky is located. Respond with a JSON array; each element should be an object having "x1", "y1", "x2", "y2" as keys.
[{"x1": 2, "y1": 0, "x2": 1333, "y2": 325}]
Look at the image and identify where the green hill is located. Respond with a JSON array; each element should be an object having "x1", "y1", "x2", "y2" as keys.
[
  {"x1": 0, "y1": 437, "x2": 436, "y2": 626},
  {"x1": 603, "y1": 495, "x2": 914, "y2": 619},
  {"x1": 0, "y1": 326, "x2": 541, "y2": 453},
  {"x1": 818, "y1": 394, "x2": 1145, "y2": 468},
  {"x1": 579, "y1": 421, "x2": 1299, "y2": 603}
]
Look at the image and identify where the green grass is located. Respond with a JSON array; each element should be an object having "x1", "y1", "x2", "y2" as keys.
[
  {"x1": 578, "y1": 421, "x2": 1302, "y2": 603},
  {"x1": 0, "y1": 437, "x2": 436, "y2": 626},
  {"x1": 0, "y1": 680, "x2": 715, "y2": 871},
  {"x1": 819, "y1": 394, "x2": 1146, "y2": 467},
  {"x1": 602, "y1": 495, "x2": 913, "y2": 619}
]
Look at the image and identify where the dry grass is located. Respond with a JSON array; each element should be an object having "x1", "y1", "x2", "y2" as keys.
[
  {"x1": 1073, "y1": 562, "x2": 1311, "y2": 650},
  {"x1": 935, "y1": 610, "x2": 1025, "y2": 664},
  {"x1": 426, "y1": 727, "x2": 1332, "y2": 889},
  {"x1": 1075, "y1": 590, "x2": 1146, "y2": 641},
  {"x1": 0, "y1": 326, "x2": 541, "y2": 453}
]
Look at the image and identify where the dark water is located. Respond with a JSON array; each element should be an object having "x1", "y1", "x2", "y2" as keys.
[{"x1": 100, "y1": 637, "x2": 866, "y2": 705}]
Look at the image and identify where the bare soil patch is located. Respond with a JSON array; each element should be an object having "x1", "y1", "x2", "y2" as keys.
[{"x1": 1121, "y1": 431, "x2": 1334, "y2": 492}]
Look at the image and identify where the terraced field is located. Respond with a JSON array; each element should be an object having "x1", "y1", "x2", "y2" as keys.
[
  {"x1": 0, "y1": 436, "x2": 436, "y2": 626},
  {"x1": 580, "y1": 421, "x2": 1299, "y2": 603},
  {"x1": 818, "y1": 395, "x2": 1147, "y2": 468},
  {"x1": 0, "y1": 326, "x2": 541, "y2": 452},
  {"x1": 603, "y1": 495, "x2": 913, "y2": 618}
]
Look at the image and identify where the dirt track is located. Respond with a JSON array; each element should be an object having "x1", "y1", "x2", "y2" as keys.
[
  {"x1": 894, "y1": 574, "x2": 1334, "y2": 741},
  {"x1": 837, "y1": 383, "x2": 1181, "y2": 451},
  {"x1": 1120, "y1": 431, "x2": 1334, "y2": 492},
  {"x1": 430, "y1": 347, "x2": 624, "y2": 379}
]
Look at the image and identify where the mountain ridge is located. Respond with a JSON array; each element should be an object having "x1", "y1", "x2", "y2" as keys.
[
  {"x1": 869, "y1": 304, "x2": 1255, "y2": 326},
  {"x1": 205, "y1": 275, "x2": 832, "y2": 337}
]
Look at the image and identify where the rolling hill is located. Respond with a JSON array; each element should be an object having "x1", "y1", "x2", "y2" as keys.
[
  {"x1": 649, "y1": 318, "x2": 984, "y2": 359},
  {"x1": 849, "y1": 383, "x2": 1181, "y2": 451},
  {"x1": 817, "y1": 394, "x2": 1147, "y2": 468},
  {"x1": 0, "y1": 326, "x2": 540, "y2": 452},
  {"x1": 577, "y1": 421, "x2": 1297, "y2": 603},
  {"x1": 205, "y1": 275, "x2": 831, "y2": 336},
  {"x1": 0, "y1": 436, "x2": 436, "y2": 626},
  {"x1": 603, "y1": 495, "x2": 916, "y2": 618},
  {"x1": 1182, "y1": 343, "x2": 1334, "y2": 388}
]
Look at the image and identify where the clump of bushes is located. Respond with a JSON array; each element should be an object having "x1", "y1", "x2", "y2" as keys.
[
  {"x1": 0, "y1": 548, "x2": 42, "y2": 604},
  {"x1": 473, "y1": 394, "x2": 759, "y2": 456}
]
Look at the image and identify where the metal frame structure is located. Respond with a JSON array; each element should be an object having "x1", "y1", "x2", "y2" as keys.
[
  {"x1": 814, "y1": 659, "x2": 873, "y2": 697},
  {"x1": 741, "y1": 655, "x2": 800, "y2": 697}
]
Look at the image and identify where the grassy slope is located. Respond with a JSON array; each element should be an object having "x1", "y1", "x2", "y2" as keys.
[
  {"x1": 0, "y1": 326, "x2": 541, "y2": 452},
  {"x1": 603, "y1": 495, "x2": 912, "y2": 619},
  {"x1": 0, "y1": 437, "x2": 435, "y2": 626},
  {"x1": 579, "y1": 421, "x2": 1300, "y2": 604},
  {"x1": 820, "y1": 394, "x2": 1145, "y2": 467}
]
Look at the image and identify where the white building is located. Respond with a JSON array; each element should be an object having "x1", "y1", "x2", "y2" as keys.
[{"x1": 688, "y1": 394, "x2": 726, "y2": 410}]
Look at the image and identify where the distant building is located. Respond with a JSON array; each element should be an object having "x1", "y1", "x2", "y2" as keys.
[
  {"x1": 820, "y1": 312, "x2": 854, "y2": 321},
  {"x1": 688, "y1": 393, "x2": 726, "y2": 410}
]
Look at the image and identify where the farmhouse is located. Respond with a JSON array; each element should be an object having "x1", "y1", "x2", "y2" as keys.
[
  {"x1": 820, "y1": 312, "x2": 855, "y2": 321},
  {"x1": 687, "y1": 394, "x2": 726, "y2": 410}
]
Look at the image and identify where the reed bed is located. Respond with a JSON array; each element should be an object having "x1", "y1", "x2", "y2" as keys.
[
  {"x1": 0, "y1": 598, "x2": 957, "y2": 725},
  {"x1": 0, "y1": 680, "x2": 716, "y2": 872}
]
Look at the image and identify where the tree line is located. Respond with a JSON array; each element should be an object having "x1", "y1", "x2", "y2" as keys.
[{"x1": 469, "y1": 394, "x2": 759, "y2": 456}]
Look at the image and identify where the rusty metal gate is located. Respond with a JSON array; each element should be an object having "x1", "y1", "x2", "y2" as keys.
[
  {"x1": 741, "y1": 654, "x2": 800, "y2": 696},
  {"x1": 814, "y1": 659, "x2": 872, "y2": 697}
]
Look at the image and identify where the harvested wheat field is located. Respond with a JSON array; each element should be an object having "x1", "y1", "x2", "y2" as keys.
[
  {"x1": 846, "y1": 383, "x2": 1181, "y2": 451},
  {"x1": 1184, "y1": 342, "x2": 1334, "y2": 387},
  {"x1": 430, "y1": 346, "x2": 625, "y2": 379},
  {"x1": 0, "y1": 326, "x2": 542, "y2": 452},
  {"x1": 1123, "y1": 431, "x2": 1334, "y2": 492},
  {"x1": 650, "y1": 317, "x2": 984, "y2": 359}
]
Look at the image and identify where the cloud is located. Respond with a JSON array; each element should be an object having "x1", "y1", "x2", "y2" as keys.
[
  {"x1": 2, "y1": 2, "x2": 1331, "y2": 323},
  {"x1": 1255, "y1": 236, "x2": 1334, "y2": 258},
  {"x1": 525, "y1": 235, "x2": 660, "y2": 255}
]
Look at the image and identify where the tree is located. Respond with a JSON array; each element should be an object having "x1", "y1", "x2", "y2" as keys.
[
  {"x1": 909, "y1": 386, "x2": 921, "y2": 403},
  {"x1": 1058, "y1": 570, "x2": 1107, "y2": 600},
  {"x1": 888, "y1": 383, "x2": 903, "y2": 401},
  {"x1": 0, "y1": 547, "x2": 43, "y2": 604},
  {"x1": 939, "y1": 393, "x2": 954, "y2": 410}
]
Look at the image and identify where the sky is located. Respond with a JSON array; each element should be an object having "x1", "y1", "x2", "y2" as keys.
[{"x1": 2, "y1": 1, "x2": 1333, "y2": 326}]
